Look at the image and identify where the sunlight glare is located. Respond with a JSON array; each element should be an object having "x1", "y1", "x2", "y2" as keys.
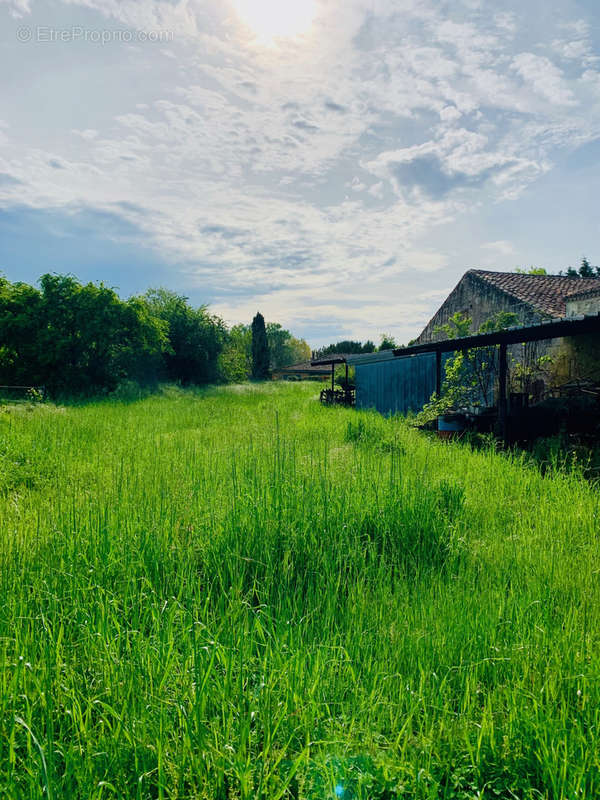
[{"x1": 233, "y1": 0, "x2": 317, "y2": 42}]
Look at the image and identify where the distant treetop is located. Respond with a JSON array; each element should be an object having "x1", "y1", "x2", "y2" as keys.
[
  {"x1": 251, "y1": 312, "x2": 270, "y2": 380},
  {"x1": 515, "y1": 258, "x2": 600, "y2": 278},
  {"x1": 568, "y1": 257, "x2": 599, "y2": 278},
  {"x1": 514, "y1": 267, "x2": 548, "y2": 275},
  {"x1": 312, "y1": 340, "x2": 376, "y2": 359},
  {"x1": 378, "y1": 333, "x2": 397, "y2": 351}
]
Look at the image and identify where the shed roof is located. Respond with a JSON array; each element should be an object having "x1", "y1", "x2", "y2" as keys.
[
  {"x1": 276, "y1": 361, "x2": 331, "y2": 375},
  {"x1": 310, "y1": 353, "x2": 361, "y2": 366},
  {"x1": 470, "y1": 270, "x2": 600, "y2": 318},
  {"x1": 394, "y1": 312, "x2": 600, "y2": 357},
  {"x1": 346, "y1": 350, "x2": 396, "y2": 366},
  {"x1": 311, "y1": 351, "x2": 395, "y2": 367}
]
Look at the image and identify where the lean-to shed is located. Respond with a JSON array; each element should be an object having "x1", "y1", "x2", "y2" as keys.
[{"x1": 347, "y1": 350, "x2": 438, "y2": 416}]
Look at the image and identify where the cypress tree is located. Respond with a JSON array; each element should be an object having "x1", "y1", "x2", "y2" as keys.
[{"x1": 251, "y1": 312, "x2": 270, "y2": 379}]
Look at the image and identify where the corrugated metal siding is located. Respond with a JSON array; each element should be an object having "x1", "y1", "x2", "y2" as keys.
[{"x1": 355, "y1": 354, "x2": 437, "y2": 415}]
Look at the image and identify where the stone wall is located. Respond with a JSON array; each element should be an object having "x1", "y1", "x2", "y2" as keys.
[
  {"x1": 566, "y1": 292, "x2": 600, "y2": 317},
  {"x1": 552, "y1": 333, "x2": 600, "y2": 383}
]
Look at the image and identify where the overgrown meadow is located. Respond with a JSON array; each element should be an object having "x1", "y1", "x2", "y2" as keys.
[{"x1": 1, "y1": 383, "x2": 599, "y2": 799}]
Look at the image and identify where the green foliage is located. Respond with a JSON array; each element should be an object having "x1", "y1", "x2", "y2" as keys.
[
  {"x1": 0, "y1": 274, "x2": 171, "y2": 395},
  {"x1": 314, "y1": 340, "x2": 376, "y2": 359},
  {"x1": 266, "y1": 322, "x2": 311, "y2": 369},
  {"x1": 0, "y1": 275, "x2": 308, "y2": 396},
  {"x1": 417, "y1": 311, "x2": 519, "y2": 424},
  {"x1": 251, "y1": 311, "x2": 270, "y2": 379},
  {"x1": 563, "y1": 257, "x2": 600, "y2": 277},
  {"x1": 1, "y1": 384, "x2": 599, "y2": 798},
  {"x1": 219, "y1": 323, "x2": 252, "y2": 383},
  {"x1": 515, "y1": 266, "x2": 548, "y2": 275},
  {"x1": 578, "y1": 257, "x2": 596, "y2": 278},
  {"x1": 219, "y1": 323, "x2": 310, "y2": 382},
  {"x1": 292, "y1": 337, "x2": 312, "y2": 364},
  {"x1": 434, "y1": 311, "x2": 472, "y2": 340},
  {"x1": 477, "y1": 310, "x2": 519, "y2": 334},
  {"x1": 25, "y1": 387, "x2": 44, "y2": 403},
  {"x1": 378, "y1": 333, "x2": 397, "y2": 351},
  {"x1": 526, "y1": 435, "x2": 600, "y2": 480},
  {"x1": 141, "y1": 287, "x2": 227, "y2": 385},
  {"x1": 335, "y1": 365, "x2": 356, "y2": 390},
  {"x1": 108, "y1": 379, "x2": 149, "y2": 402},
  {"x1": 511, "y1": 352, "x2": 554, "y2": 394}
]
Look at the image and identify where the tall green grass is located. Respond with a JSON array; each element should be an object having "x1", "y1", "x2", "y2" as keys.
[{"x1": 0, "y1": 383, "x2": 599, "y2": 799}]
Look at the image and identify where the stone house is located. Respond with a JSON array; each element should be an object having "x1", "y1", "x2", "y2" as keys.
[{"x1": 415, "y1": 269, "x2": 600, "y2": 393}]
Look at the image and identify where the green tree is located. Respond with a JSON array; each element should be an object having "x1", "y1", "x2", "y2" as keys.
[
  {"x1": 313, "y1": 340, "x2": 376, "y2": 359},
  {"x1": 515, "y1": 266, "x2": 548, "y2": 275},
  {"x1": 266, "y1": 323, "x2": 294, "y2": 370},
  {"x1": 0, "y1": 274, "x2": 170, "y2": 395},
  {"x1": 289, "y1": 336, "x2": 311, "y2": 364},
  {"x1": 0, "y1": 273, "x2": 314, "y2": 395},
  {"x1": 41, "y1": 274, "x2": 173, "y2": 394},
  {"x1": 562, "y1": 258, "x2": 599, "y2": 277},
  {"x1": 118, "y1": 297, "x2": 169, "y2": 387},
  {"x1": 379, "y1": 333, "x2": 397, "y2": 351},
  {"x1": 0, "y1": 277, "x2": 44, "y2": 387},
  {"x1": 142, "y1": 288, "x2": 227, "y2": 385},
  {"x1": 251, "y1": 312, "x2": 270, "y2": 379},
  {"x1": 266, "y1": 322, "x2": 311, "y2": 369},
  {"x1": 219, "y1": 324, "x2": 252, "y2": 383},
  {"x1": 36, "y1": 274, "x2": 164, "y2": 395},
  {"x1": 579, "y1": 257, "x2": 596, "y2": 278}
]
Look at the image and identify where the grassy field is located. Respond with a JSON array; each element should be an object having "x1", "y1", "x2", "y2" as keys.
[{"x1": 0, "y1": 383, "x2": 599, "y2": 799}]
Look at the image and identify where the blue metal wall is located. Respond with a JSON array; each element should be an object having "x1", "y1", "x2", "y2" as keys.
[{"x1": 355, "y1": 354, "x2": 437, "y2": 416}]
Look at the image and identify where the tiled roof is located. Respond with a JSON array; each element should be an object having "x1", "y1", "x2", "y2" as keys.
[
  {"x1": 470, "y1": 270, "x2": 600, "y2": 318},
  {"x1": 566, "y1": 285, "x2": 600, "y2": 302}
]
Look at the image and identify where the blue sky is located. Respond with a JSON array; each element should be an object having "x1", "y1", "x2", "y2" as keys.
[{"x1": 1, "y1": 0, "x2": 599, "y2": 346}]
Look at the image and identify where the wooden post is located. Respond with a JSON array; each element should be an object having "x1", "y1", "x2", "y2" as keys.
[
  {"x1": 345, "y1": 361, "x2": 349, "y2": 405},
  {"x1": 498, "y1": 343, "x2": 508, "y2": 442},
  {"x1": 436, "y1": 350, "x2": 442, "y2": 398},
  {"x1": 331, "y1": 363, "x2": 335, "y2": 393}
]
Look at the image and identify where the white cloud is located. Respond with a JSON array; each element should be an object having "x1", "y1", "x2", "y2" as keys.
[
  {"x1": 439, "y1": 105, "x2": 462, "y2": 123},
  {"x1": 0, "y1": 0, "x2": 30, "y2": 17},
  {"x1": 561, "y1": 19, "x2": 590, "y2": 38},
  {"x1": 1, "y1": 0, "x2": 600, "y2": 342},
  {"x1": 511, "y1": 53, "x2": 576, "y2": 106},
  {"x1": 60, "y1": 0, "x2": 199, "y2": 36},
  {"x1": 482, "y1": 240, "x2": 515, "y2": 256},
  {"x1": 494, "y1": 12, "x2": 517, "y2": 34}
]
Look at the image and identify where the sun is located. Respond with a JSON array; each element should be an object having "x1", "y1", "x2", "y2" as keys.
[{"x1": 233, "y1": 0, "x2": 317, "y2": 42}]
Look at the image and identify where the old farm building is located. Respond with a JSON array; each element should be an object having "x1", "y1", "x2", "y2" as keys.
[
  {"x1": 415, "y1": 270, "x2": 600, "y2": 345},
  {"x1": 312, "y1": 270, "x2": 600, "y2": 429}
]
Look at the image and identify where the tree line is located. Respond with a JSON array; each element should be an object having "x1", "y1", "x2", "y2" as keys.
[
  {"x1": 312, "y1": 333, "x2": 399, "y2": 360},
  {"x1": 516, "y1": 257, "x2": 600, "y2": 278},
  {"x1": 0, "y1": 274, "x2": 310, "y2": 397}
]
